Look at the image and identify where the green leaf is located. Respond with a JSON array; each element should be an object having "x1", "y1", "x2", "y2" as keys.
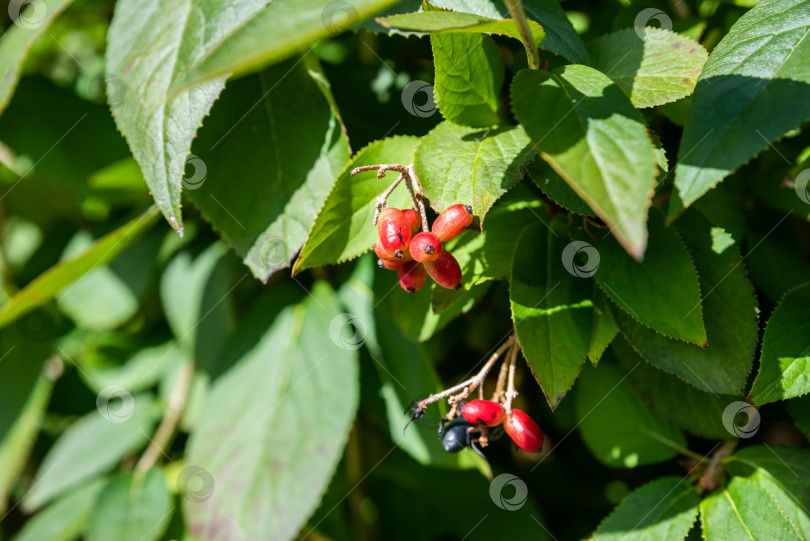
[
  {"x1": 377, "y1": 10, "x2": 545, "y2": 45},
  {"x1": 183, "y1": 283, "x2": 358, "y2": 541},
  {"x1": 592, "y1": 477, "x2": 699, "y2": 541},
  {"x1": 56, "y1": 228, "x2": 160, "y2": 331},
  {"x1": 591, "y1": 211, "x2": 707, "y2": 346},
  {"x1": 0, "y1": 207, "x2": 159, "y2": 330},
  {"x1": 0, "y1": 0, "x2": 75, "y2": 118},
  {"x1": 23, "y1": 394, "x2": 160, "y2": 510},
  {"x1": 431, "y1": 31, "x2": 503, "y2": 127},
  {"x1": 575, "y1": 362, "x2": 685, "y2": 468},
  {"x1": 727, "y1": 446, "x2": 810, "y2": 539},
  {"x1": 614, "y1": 338, "x2": 738, "y2": 439},
  {"x1": 588, "y1": 288, "x2": 619, "y2": 365},
  {"x1": 673, "y1": 0, "x2": 810, "y2": 209},
  {"x1": 700, "y1": 477, "x2": 802, "y2": 541},
  {"x1": 187, "y1": 57, "x2": 350, "y2": 282},
  {"x1": 590, "y1": 28, "x2": 707, "y2": 108},
  {"x1": 526, "y1": 158, "x2": 595, "y2": 217},
  {"x1": 338, "y1": 257, "x2": 481, "y2": 469},
  {"x1": 616, "y1": 211, "x2": 757, "y2": 395},
  {"x1": 429, "y1": 188, "x2": 545, "y2": 312},
  {"x1": 293, "y1": 136, "x2": 419, "y2": 273},
  {"x1": 786, "y1": 396, "x2": 810, "y2": 440},
  {"x1": 79, "y1": 341, "x2": 187, "y2": 395},
  {"x1": 87, "y1": 469, "x2": 172, "y2": 541},
  {"x1": 511, "y1": 223, "x2": 594, "y2": 409},
  {"x1": 171, "y1": 0, "x2": 402, "y2": 93},
  {"x1": 728, "y1": 446, "x2": 810, "y2": 519},
  {"x1": 414, "y1": 121, "x2": 533, "y2": 221},
  {"x1": 431, "y1": 0, "x2": 589, "y2": 64},
  {"x1": 750, "y1": 283, "x2": 810, "y2": 405},
  {"x1": 160, "y1": 243, "x2": 236, "y2": 376},
  {"x1": 106, "y1": 0, "x2": 271, "y2": 233},
  {"x1": 0, "y1": 367, "x2": 53, "y2": 514},
  {"x1": 15, "y1": 479, "x2": 106, "y2": 541},
  {"x1": 511, "y1": 66, "x2": 657, "y2": 258}
]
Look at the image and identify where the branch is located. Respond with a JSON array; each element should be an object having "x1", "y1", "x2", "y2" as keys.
[{"x1": 503, "y1": 0, "x2": 540, "y2": 70}]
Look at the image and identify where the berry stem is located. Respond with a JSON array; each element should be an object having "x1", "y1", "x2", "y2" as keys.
[
  {"x1": 503, "y1": 344, "x2": 519, "y2": 414},
  {"x1": 416, "y1": 334, "x2": 516, "y2": 411},
  {"x1": 372, "y1": 173, "x2": 404, "y2": 225},
  {"x1": 351, "y1": 163, "x2": 430, "y2": 231},
  {"x1": 407, "y1": 164, "x2": 430, "y2": 233},
  {"x1": 491, "y1": 354, "x2": 510, "y2": 403}
]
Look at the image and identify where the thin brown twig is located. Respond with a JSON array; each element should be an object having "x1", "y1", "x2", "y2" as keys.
[
  {"x1": 491, "y1": 355, "x2": 510, "y2": 403},
  {"x1": 417, "y1": 335, "x2": 516, "y2": 410},
  {"x1": 407, "y1": 164, "x2": 430, "y2": 232},
  {"x1": 373, "y1": 173, "x2": 404, "y2": 225},
  {"x1": 351, "y1": 163, "x2": 430, "y2": 231},
  {"x1": 503, "y1": 345, "x2": 519, "y2": 414}
]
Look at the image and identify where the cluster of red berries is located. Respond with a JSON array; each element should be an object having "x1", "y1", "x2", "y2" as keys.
[
  {"x1": 373, "y1": 204, "x2": 473, "y2": 293},
  {"x1": 441, "y1": 399, "x2": 544, "y2": 455}
]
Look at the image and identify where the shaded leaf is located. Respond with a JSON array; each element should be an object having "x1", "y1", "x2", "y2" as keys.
[
  {"x1": 592, "y1": 477, "x2": 699, "y2": 541},
  {"x1": 378, "y1": 10, "x2": 544, "y2": 45},
  {"x1": 511, "y1": 65, "x2": 657, "y2": 258},
  {"x1": 294, "y1": 136, "x2": 418, "y2": 273},
  {"x1": 0, "y1": 207, "x2": 159, "y2": 330},
  {"x1": 575, "y1": 362, "x2": 685, "y2": 468},
  {"x1": 188, "y1": 57, "x2": 350, "y2": 281},
  {"x1": 15, "y1": 479, "x2": 106, "y2": 541},
  {"x1": 511, "y1": 222, "x2": 593, "y2": 409},
  {"x1": 750, "y1": 283, "x2": 810, "y2": 405},
  {"x1": 87, "y1": 469, "x2": 172, "y2": 541},
  {"x1": 590, "y1": 28, "x2": 707, "y2": 108},
  {"x1": 414, "y1": 121, "x2": 533, "y2": 221},
  {"x1": 23, "y1": 394, "x2": 160, "y2": 510},
  {"x1": 673, "y1": 0, "x2": 810, "y2": 209},
  {"x1": 588, "y1": 288, "x2": 618, "y2": 365},
  {"x1": 0, "y1": 0, "x2": 74, "y2": 118},
  {"x1": 616, "y1": 211, "x2": 757, "y2": 394},
  {"x1": 183, "y1": 283, "x2": 358, "y2": 541}
]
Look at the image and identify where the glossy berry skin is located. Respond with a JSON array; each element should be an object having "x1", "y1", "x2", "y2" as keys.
[
  {"x1": 424, "y1": 250, "x2": 462, "y2": 289},
  {"x1": 504, "y1": 409, "x2": 543, "y2": 453},
  {"x1": 377, "y1": 207, "x2": 411, "y2": 254},
  {"x1": 441, "y1": 418, "x2": 474, "y2": 453},
  {"x1": 373, "y1": 241, "x2": 411, "y2": 262},
  {"x1": 432, "y1": 204, "x2": 473, "y2": 242},
  {"x1": 461, "y1": 399, "x2": 506, "y2": 427},
  {"x1": 378, "y1": 258, "x2": 404, "y2": 271},
  {"x1": 398, "y1": 261, "x2": 427, "y2": 293},
  {"x1": 409, "y1": 232, "x2": 443, "y2": 263},
  {"x1": 403, "y1": 209, "x2": 421, "y2": 235}
]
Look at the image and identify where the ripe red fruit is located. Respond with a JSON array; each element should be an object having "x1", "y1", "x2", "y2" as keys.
[
  {"x1": 403, "y1": 209, "x2": 421, "y2": 235},
  {"x1": 504, "y1": 409, "x2": 543, "y2": 453},
  {"x1": 378, "y1": 207, "x2": 411, "y2": 254},
  {"x1": 461, "y1": 399, "x2": 505, "y2": 427},
  {"x1": 424, "y1": 250, "x2": 462, "y2": 289},
  {"x1": 378, "y1": 259, "x2": 405, "y2": 270},
  {"x1": 409, "y1": 232, "x2": 443, "y2": 263},
  {"x1": 398, "y1": 261, "x2": 427, "y2": 293},
  {"x1": 432, "y1": 204, "x2": 473, "y2": 242},
  {"x1": 373, "y1": 241, "x2": 412, "y2": 262}
]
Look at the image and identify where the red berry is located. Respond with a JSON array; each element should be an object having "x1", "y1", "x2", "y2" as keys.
[
  {"x1": 461, "y1": 399, "x2": 505, "y2": 427},
  {"x1": 378, "y1": 208, "x2": 412, "y2": 254},
  {"x1": 403, "y1": 209, "x2": 421, "y2": 235},
  {"x1": 424, "y1": 250, "x2": 462, "y2": 289},
  {"x1": 398, "y1": 261, "x2": 426, "y2": 293},
  {"x1": 409, "y1": 232, "x2": 443, "y2": 263},
  {"x1": 432, "y1": 204, "x2": 473, "y2": 242},
  {"x1": 504, "y1": 409, "x2": 543, "y2": 453},
  {"x1": 373, "y1": 241, "x2": 412, "y2": 262},
  {"x1": 378, "y1": 258, "x2": 405, "y2": 270}
]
